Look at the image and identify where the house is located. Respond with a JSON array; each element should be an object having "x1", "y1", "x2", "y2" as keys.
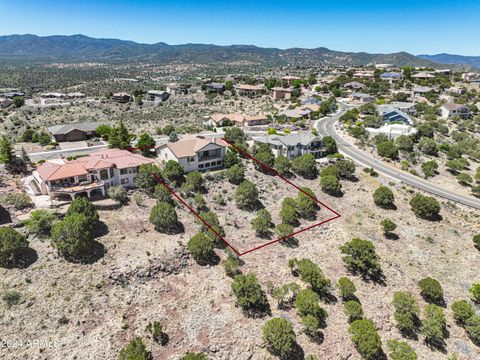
[
  {"x1": 156, "y1": 136, "x2": 228, "y2": 173},
  {"x1": 366, "y1": 124, "x2": 417, "y2": 139},
  {"x1": 203, "y1": 114, "x2": 245, "y2": 127},
  {"x1": 0, "y1": 98, "x2": 12, "y2": 109},
  {"x1": 411, "y1": 72, "x2": 435, "y2": 79},
  {"x1": 343, "y1": 81, "x2": 365, "y2": 90},
  {"x1": 202, "y1": 83, "x2": 225, "y2": 94},
  {"x1": 253, "y1": 133, "x2": 325, "y2": 159},
  {"x1": 47, "y1": 122, "x2": 108, "y2": 142},
  {"x1": 380, "y1": 72, "x2": 403, "y2": 82},
  {"x1": 244, "y1": 115, "x2": 270, "y2": 127},
  {"x1": 386, "y1": 102, "x2": 417, "y2": 115},
  {"x1": 271, "y1": 87, "x2": 293, "y2": 100},
  {"x1": 41, "y1": 92, "x2": 66, "y2": 99},
  {"x1": 31, "y1": 149, "x2": 154, "y2": 200},
  {"x1": 446, "y1": 87, "x2": 466, "y2": 95},
  {"x1": 281, "y1": 109, "x2": 310, "y2": 121},
  {"x1": 378, "y1": 107, "x2": 413, "y2": 125},
  {"x1": 111, "y1": 92, "x2": 132, "y2": 103},
  {"x1": 412, "y1": 86, "x2": 436, "y2": 97},
  {"x1": 67, "y1": 92, "x2": 86, "y2": 99},
  {"x1": 3, "y1": 91, "x2": 25, "y2": 99},
  {"x1": 350, "y1": 92, "x2": 375, "y2": 103},
  {"x1": 282, "y1": 75, "x2": 302, "y2": 86},
  {"x1": 440, "y1": 103, "x2": 470, "y2": 119},
  {"x1": 234, "y1": 84, "x2": 265, "y2": 97},
  {"x1": 145, "y1": 90, "x2": 171, "y2": 102},
  {"x1": 166, "y1": 83, "x2": 192, "y2": 95},
  {"x1": 301, "y1": 104, "x2": 320, "y2": 113}
]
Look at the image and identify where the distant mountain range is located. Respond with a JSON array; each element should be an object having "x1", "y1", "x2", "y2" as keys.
[
  {"x1": 0, "y1": 34, "x2": 476, "y2": 70},
  {"x1": 418, "y1": 53, "x2": 480, "y2": 69}
]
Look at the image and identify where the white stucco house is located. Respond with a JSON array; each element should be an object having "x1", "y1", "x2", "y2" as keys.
[
  {"x1": 156, "y1": 136, "x2": 228, "y2": 172},
  {"x1": 440, "y1": 103, "x2": 470, "y2": 119}
]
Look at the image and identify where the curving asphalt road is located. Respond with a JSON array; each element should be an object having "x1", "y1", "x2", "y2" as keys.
[{"x1": 316, "y1": 108, "x2": 480, "y2": 210}]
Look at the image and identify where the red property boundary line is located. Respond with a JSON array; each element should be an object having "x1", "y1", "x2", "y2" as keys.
[{"x1": 148, "y1": 139, "x2": 341, "y2": 256}]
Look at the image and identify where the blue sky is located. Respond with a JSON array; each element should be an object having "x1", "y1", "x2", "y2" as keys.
[{"x1": 1, "y1": 0, "x2": 479, "y2": 55}]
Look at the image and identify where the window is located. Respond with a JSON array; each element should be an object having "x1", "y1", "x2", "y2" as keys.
[
  {"x1": 109, "y1": 168, "x2": 114, "y2": 178},
  {"x1": 199, "y1": 164, "x2": 204, "y2": 169},
  {"x1": 216, "y1": 161, "x2": 222, "y2": 166},
  {"x1": 120, "y1": 168, "x2": 128, "y2": 175},
  {"x1": 100, "y1": 169, "x2": 109, "y2": 180},
  {"x1": 121, "y1": 178, "x2": 129, "y2": 184}
]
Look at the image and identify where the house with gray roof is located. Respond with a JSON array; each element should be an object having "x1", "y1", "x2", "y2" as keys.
[
  {"x1": 378, "y1": 107, "x2": 413, "y2": 126},
  {"x1": 253, "y1": 133, "x2": 325, "y2": 159},
  {"x1": 47, "y1": 122, "x2": 107, "y2": 142}
]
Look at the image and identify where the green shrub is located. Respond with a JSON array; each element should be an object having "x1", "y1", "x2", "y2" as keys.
[
  {"x1": 118, "y1": 337, "x2": 152, "y2": 360},
  {"x1": 1, "y1": 192, "x2": 33, "y2": 210},
  {"x1": 301, "y1": 314, "x2": 320, "y2": 336},
  {"x1": 337, "y1": 277, "x2": 356, "y2": 301},
  {"x1": 334, "y1": 159, "x2": 356, "y2": 179},
  {"x1": 0, "y1": 226, "x2": 29, "y2": 266},
  {"x1": 251, "y1": 209, "x2": 272, "y2": 236},
  {"x1": 262, "y1": 318, "x2": 296, "y2": 358},
  {"x1": 465, "y1": 315, "x2": 480, "y2": 345},
  {"x1": 163, "y1": 160, "x2": 185, "y2": 186},
  {"x1": 187, "y1": 233, "x2": 214, "y2": 264},
  {"x1": 340, "y1": 238, "x2": 381, "y2": 278},
  {"x1": 275, "y1": 156, "x2": 291, "y2": 175},
  {"x1": 146, "y1": 321, "x2": 168, "y2": 345},
  {"x1": 409, "y1": 194, "x2": 441, "y2": 220},
  {"x1": 373, "y1": 186, "x2": 394, "y2": 208},
  {"x1": 290, "y1": 258, "x2": 331, "y2": 295},
  {"x1": 380, "y1": 218, "x2": 396, "y2": 235},
  {"x1": 418, "y1": 277, "x2": 444, "y2": 305},
  {"x1": 234, "y1": 180, "x2": 259, "y2": 209},
  {"x1": 66, "y1": 196, "x2": 99, "y2": 225},
  {"x1": 23, "y1": 209, "x2": 58, "y2": 237},
  {"x1": 320, "y1": 175, "x2": 342, "y2": 195},
  {"x1": 225, "y1": 164, "x2": 245, "y2": 184},
  {"x1": 291, "y1": 154, "x2": 317, "y2": 178},
  {"x1": 387, "y1": 339, "x2": 417, "y2": 360},
  {"x1": 107, "y1": 185, "x2": 128, "y2": 203},
  {"x1": 231, "y1": 273, "x2": 269, "y2": 314},
  {"x1": 51, "y1": 213, "x2": 94, "y2": 259},
  {"x1": 149, "y1": 201, "x2": 179, "y2": 233},
  {"x1": 153, "y1": 184, "x2": 175, "y2": 205},
  {"x1": 271, "y1": 282, "x2": 301, "y2": 309},
  {"x1": 294, "y1": 288, "x2": 327, "y2": 321},
  {"x1": 377, "y1": 140, "x2": 398, "y2": 159},
  {"x1": 280, "y1": 200, "x2": 298, "y2": 225},
  {"x1": 222, "y1": 248, "x2": 242, "y2": 277},
  {"x1": 182, "y1": 171, "x2": 203, "y2": 192},
  {"x1": 421, "y1": 304, "x2": 446, "y2": 346},
  {"x1": 348, "y1": 319, "x2": 383, "y2": 360},
  {"x1": 344, "y1": 300, "x2": 363, "y2": 323},
  {"x1": 473, "y1": 234, "x2": 480, "y2": 250},
  {"x1": 392, "y1": 291, "x2": 419, "y2": 334},
  {"x1": 135, "y1": 164, "x2": 163, "y2": 195},
  {"x1": 469, "y1": 283, "x2": 480, "y2": 303},
  {"x1": 2, "y1": 289, "x2": 21, "y2": 309},
  {"x1": 295, "y1": 187, "x2": 318, "y2": 219},
  {"x1": 451, "y1": 300, "x2": 475, "y2": 326}
]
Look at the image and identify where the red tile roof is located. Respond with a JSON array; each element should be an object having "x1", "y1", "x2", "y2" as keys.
[{"x1": 35, "y1": 149, "x2": 154, "y2": 181}]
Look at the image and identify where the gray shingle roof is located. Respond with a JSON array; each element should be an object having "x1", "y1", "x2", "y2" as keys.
[
  {"x1": 47, "y1": 122, "x2": 107, "y2": 135},
  {"x1": 254, "y1": 133, "x2": 322, "y2": 147}
]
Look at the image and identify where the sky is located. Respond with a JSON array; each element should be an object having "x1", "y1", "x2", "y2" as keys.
[{"x1": 1, "y1": 0, "x2": 479, "y2": 55}]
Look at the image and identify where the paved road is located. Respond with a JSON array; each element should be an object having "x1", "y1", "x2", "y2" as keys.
[{"x1": 316, "y1": 107, "x2": 480, "y2": 210}]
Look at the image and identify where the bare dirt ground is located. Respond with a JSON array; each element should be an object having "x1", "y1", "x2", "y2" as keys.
[{"x1": 2, "y1": 164, "x2": 480, "y2": 360}]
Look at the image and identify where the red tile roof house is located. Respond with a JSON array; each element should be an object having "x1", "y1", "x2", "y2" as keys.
[{"x1": 31, "y1": 149, "x2": 154, "y2": 201}]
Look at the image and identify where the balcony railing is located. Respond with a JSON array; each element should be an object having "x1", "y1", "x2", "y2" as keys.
[
  {"x1": 198, "y1": 154, "x2": 222, "y2": 162},
  {"x1": 50, "y1": 180, "x2": 104, "y2": 193}
]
